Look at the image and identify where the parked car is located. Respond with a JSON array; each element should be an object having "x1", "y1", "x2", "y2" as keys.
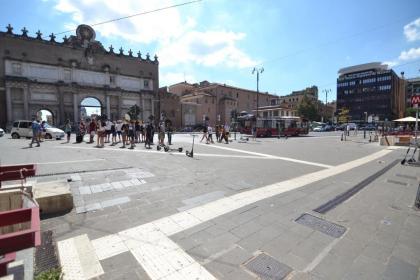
[
  {"x1": 0, "y1": 128, "x2": 4, "y2": 137},
  {"x1": 313, "y1": 126, "x2": 324, "y2": 132},
  {"x1": 336, "y1": 123, "x2": 357, "y2": 131},
  {"x1": 11, "y1": 120, "x2": 65, "y2": 140}
]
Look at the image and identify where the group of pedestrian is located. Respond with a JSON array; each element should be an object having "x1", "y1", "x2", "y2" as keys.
[{"x1": 201, "y1": 124, "x2": 230, "y2": 144}]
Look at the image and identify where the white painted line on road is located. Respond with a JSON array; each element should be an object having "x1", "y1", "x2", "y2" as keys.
[
  {"x1": 196, "y1": 143, "x2": 333, "y2": 168},
  {"x1": 35, "y1": 159, "x2": 105, "y2": 165},
  {"x1": 58, "y1": 149, "x2": 395, "y2": 280},
  {"x1": 55, "y1": 145, "x2": 331, "y2": 167}
]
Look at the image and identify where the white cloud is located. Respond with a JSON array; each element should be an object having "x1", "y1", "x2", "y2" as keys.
[
  {"x1": 52, "y1": 0, "x2": 257, "y2": 70},
  {"x1": 384, "y1": 47, "x2": 420, "y2": 68},
  {"x1": 398, "y1": 47, "x2": 420, "y2": 61},
  {"x1": 158, "y1": 30, "x2": 258, "y2": 68},
  {"x1": 160, "y1": 72, "x2": 196, "y2": 86},
  {"x1": 404, "y1": 18, "x2": 420, "y2": 42}
]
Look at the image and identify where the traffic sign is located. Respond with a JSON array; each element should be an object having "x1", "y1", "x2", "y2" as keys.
[{"x1": 411, "y1": 95, "x2": 420, "y2": 106}]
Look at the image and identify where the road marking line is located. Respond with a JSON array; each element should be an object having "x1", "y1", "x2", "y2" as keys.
[
  {"x1": 9, "y1": 159, "x2": 106, "y2": 165},
  {"x1": 196, "y1": 143, "x2": 332, "y2": 168},
  {"x1": 56, "y1": 149, "x2": 394, "y2": 280},
  {"x1": 56, "y1": 145, "x2": 332, "y2": 166}
]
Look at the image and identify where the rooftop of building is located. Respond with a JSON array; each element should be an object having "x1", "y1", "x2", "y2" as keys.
[
  {"x1": 0, "y1": 23, "x2": 158, "y2": 64},
  {"x1": 338, "y1": 62, "x2": 388, "y2": 76}
]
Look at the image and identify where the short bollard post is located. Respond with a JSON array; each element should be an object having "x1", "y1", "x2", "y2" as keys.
[{"x1": 415, "y1": 184, "x2": 420, "y2": 209}]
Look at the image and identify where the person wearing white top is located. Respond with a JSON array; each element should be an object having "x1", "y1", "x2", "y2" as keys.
[
  {"x1": 116, "y1": 121, "x2": 123, "y2": 142},
  {"x1": 207, "y1": 126, "x2": 214, "y2": 144},
  {"x1": 105, "y1": 120, "x2": 112, "y2": 143}
]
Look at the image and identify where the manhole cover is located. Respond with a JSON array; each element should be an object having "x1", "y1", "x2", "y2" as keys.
[
  {"x1": 244, "y1": 253, "x2": 292, "y2": 280},
  {"x1": 34, "y1": 230, "x2": 59, "y2": 275},
  {"x1": 295, "y1": 213, "x2": 346, "y2": 238}
]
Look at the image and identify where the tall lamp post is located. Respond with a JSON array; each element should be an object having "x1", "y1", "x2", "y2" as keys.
[
  {"x1": 252, "y1": 67, "x2": 264, "y2": 118},
  {"x1": 322, "y1": 89, "x2": 331, "y2": 122}
]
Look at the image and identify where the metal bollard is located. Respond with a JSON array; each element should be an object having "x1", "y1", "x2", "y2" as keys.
[{"x1": 415, "y1": 184, "x2": 420, "y2": 209}]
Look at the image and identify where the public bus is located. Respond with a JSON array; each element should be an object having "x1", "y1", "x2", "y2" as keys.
[{"x1": 237, "y1": 115, "x2": 309, "y2": 137}]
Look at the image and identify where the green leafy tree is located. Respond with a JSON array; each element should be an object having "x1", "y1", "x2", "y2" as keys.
[
  {"x1": 297, "y1": 96, "x2": 319, "y2": 121},
  {"x1": 127, "y1": 105, "x2": 141, "y2": 120},
  {"x1": 406, "y1": 107, "x2": 417, "y2": 117}
]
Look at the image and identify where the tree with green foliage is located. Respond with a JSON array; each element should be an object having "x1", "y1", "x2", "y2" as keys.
[
  {"x1": 297, "y1": 96, "x2": 319, "y2": 121},
  {"x1": 127, "y1": 104, "x2": 141, "y2": 120},
  {"x1": 406, "y1": 107, "x2": 417, "y2": 117}
]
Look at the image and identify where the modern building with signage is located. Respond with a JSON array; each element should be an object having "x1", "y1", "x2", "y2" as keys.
[
  {"x1": 336, "y1": 62, "x2": 405, "y2": 122},
  {"x1": 0, "y1": 24, "x2": 159, "y2": 128}
]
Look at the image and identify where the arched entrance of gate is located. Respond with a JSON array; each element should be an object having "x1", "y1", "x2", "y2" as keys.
[{"x1": 80, "y1": 97, "x2": 102, "y2": 120}]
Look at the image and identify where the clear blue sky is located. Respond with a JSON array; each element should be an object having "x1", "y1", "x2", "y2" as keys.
[{"x1": 1, "y1": 0, "x2": 419, "y2": 102}]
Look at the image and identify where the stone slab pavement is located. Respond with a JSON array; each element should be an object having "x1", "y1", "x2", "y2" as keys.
[{"x1": 0, "y1": 132, "x2": 419, "y2": 279}]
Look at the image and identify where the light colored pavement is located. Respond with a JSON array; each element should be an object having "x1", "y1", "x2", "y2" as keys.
[{"x1": 0, "y1": 132, "x2": 419, "y2": 280}]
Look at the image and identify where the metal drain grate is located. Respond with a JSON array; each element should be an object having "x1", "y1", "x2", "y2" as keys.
[
  {"x1": 34, "y1": 230, "x2": 59, "y2": 275},
  {"x1": 295, "y1": 213, "x2": 346, "y2": 238},
  {"x1": 244, "y1": 253, "x2": 292, "y2": 280}
]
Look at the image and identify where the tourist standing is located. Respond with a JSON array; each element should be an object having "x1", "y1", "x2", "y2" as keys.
[
  {"x1": 64, "y1": 119, "x2": 72, "y2": 143},
  {"x1": 116, "y1": 120, "x2": 122, "y2": 143},
  {"x1": 135, "y1": 121, "x2": 141, "y2": 143},
  {"x1": 111, "y1": 121, "x2": 117, "y2": 145},
  {"x1": 89, "y1": 119, "x2": 96, "y2": 143},
  {"x1": 166, "y1": 121, "x2": 173, "y2": 145},
  {"x1": 207, "y1": 125, "x2": 214, "y2": 144},
  {"x1": 105, "y1": 119, "x2": 112, "y2": 143},
  {"x1": 145, "y1": 122, "x2": 153, "y2": 149}
]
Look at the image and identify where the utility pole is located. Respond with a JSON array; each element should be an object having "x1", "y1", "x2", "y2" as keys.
[
  {"x1": 322, "y1": 89, "x2": 331, "y2": 122},
  {"x1": 252, "y1": 67, "x2": 264, "y2": 119}
]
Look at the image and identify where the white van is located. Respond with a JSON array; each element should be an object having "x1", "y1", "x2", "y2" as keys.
[{"x1": 11, "y1": 120, "x2": 65, "y2": 140}]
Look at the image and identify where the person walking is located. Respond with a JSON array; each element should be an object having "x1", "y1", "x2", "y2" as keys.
[
  {"x1": 252, "y1": 126, "x2": 257, "y2": 141},
  {"x1": 96, "y1": 120, "x2": 105, "y2": 148},
  {"x1": 223, "y1": 123, "x2": 230, "y2": 144},
  {"x1": 64, "y1": 119, "x2": 72, "y2": 143},
  {"x1": 140, "y1": 121, "x2": 145, "y2": 143},
  {"x1": 215, "y1": 125, "x2": 220, "y2": 143},
  {"x1": 111, "y1": 121, "x2": 117, "y2": 145},
  {"x1": 145, "y1": 122, "x2": 153, "y2": 149},
  {"x1": 121, "y1": 121, "x2": 128, "y2": 148},
  {"x1": 116, "y1": 120, "x2": 122, "y2": 143},
  {"x1": 207, "y1": 125, "x2": 214, "y2": 144},
  {"x1": 89, "y1": 119, "x2": 96, "y2": 144},
  {"x1": 166, "y1": 121, "x2": 173, "y2": 145},
  {"x1": 128, "y1": 120, "x2": 136, "y2": 149},
  {"x1": 200, "y1": 125, "x2": 208, "y2": 143},
  {"x1": 135, "y1": 121, "x2": 141, "y2": 143},
  {"x1": 158, "y1": 121, "x2": 165, "y2": 146},
  {"x1": 105, "y1": 119, "x2": 112, "y2": 143},
  {"x1": 29, "y1": 119, "x2": 41, "y2": 148}
]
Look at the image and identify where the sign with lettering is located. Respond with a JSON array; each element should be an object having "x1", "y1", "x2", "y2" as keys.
[{"x1": 411, "y1": 95, "x2": 420, "y2": 107}]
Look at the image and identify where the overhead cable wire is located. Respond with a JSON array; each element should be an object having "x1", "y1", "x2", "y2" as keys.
[{"x1": 55, "y1": 0, "x2": 202, "y2": 35}]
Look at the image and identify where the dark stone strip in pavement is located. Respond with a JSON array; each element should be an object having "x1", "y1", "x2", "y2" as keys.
[{"x1": 313, "y1": 159, "x2": 400, "y2": 214}]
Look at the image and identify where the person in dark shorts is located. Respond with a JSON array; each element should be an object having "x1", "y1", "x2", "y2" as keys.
[
  {"x1": 145, "y1": 122, "x2": 153, "y2": 149},
  {"x1": 110, "y1": 121, "x2": 117, "y2": 145},
  {"x1": 128, "y1": 120, "x2": 135, "y2": 149}
]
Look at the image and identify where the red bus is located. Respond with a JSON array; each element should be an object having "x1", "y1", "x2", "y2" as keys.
[{"x1": 237, "y1": 115, "x2": 309, "y2": 137}]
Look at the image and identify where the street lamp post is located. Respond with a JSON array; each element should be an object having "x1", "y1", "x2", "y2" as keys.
[
  {"x1": 252, "y1": 67, "x2": 264, "y2": 119},
  {"x1": 322, "y1": 89, "x2": 331, "y2": 122}
]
